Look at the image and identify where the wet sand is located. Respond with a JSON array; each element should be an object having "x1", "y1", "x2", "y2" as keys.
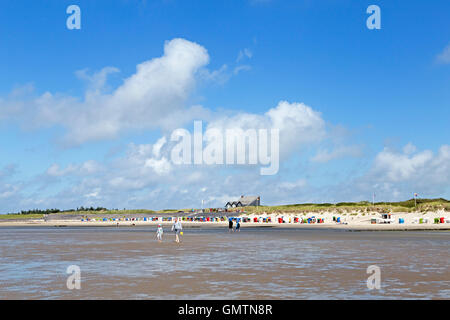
[{"x1": 0, "y1": 226, "x2": 449, "y2": 299}]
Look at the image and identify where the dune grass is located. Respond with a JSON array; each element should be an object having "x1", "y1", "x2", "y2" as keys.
[
  {"x1": 1, "y1": 199, "x2": 449, "y2": 220},
  {"x1": 0, "y1": 208, "x2": 189, "y2": 219},
  {"x1": 0, "y1": 214, "x2": 45, "y2": 220},
  {"x1": 61, "y1": 209, "x2": 157, "y2": 215},
  {"x1": 242, "y1": 198, "x2": 450, "y2": 215}
]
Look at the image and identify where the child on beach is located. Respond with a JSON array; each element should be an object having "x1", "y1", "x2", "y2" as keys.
[
  {"x1": 156, "y1": 224, "x2": 163, "y2": 242},
  {"x1": 235, "y1": 219, "x2": 241, "y2": 232}
]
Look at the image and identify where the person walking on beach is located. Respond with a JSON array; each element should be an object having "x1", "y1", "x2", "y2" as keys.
[
  {"x1": 235, "y1": 218, "x2": 241, "y2": 232},
  {"x1": 172, "y1": 218, "x2": 182, "y2": 243},
  {"x1": 228, "y1": 218, "x2": 233, "y2": 233},
  {"x1": 156, "y1": 224, "x2": 163, "y2": 242}
]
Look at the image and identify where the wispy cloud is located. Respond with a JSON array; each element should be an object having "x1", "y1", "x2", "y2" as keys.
[
  {"x1": 311, "y1": 145, "x2": 364, "y2": 163},
  {"x1": 436, "y1": 43, "x2": 450, "y2": 64},
  {"x1": 237, "y1": 48, "x2": 253, "y2": 62},
  {"x1": 233, "y1": 65, "x2": 251, "y2": 75}
]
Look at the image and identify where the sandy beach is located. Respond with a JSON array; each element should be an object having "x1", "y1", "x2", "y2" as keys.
[{"x1": 1, "y1": 210, "x2": 449, "y2": 231}]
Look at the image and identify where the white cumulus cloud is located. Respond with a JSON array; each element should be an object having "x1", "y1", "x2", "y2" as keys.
[{"x1": 2, "y1": 38, "x2": 211, "y2": 145}]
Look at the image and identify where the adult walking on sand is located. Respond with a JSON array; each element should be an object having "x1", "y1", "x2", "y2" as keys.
[
  {"x1": 228, "y1": 218, "x2": 233, "y2": 233},
  {"x1": 172, "y1": 218, "x2": 183, "y2": 243}
]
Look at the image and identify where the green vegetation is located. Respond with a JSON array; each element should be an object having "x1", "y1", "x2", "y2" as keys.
[
  {"x1": 243, "y1": 198, "x2": 450, "y2": 215},
  {"x1": 8, "y1": 207, "x2": 108, "y2": 216},
  {"x1": 62, "y1": 209, "x2": 157, "y2": 215},
  {"x1": 0, "y1": 214, "x2": 45, "y2": 220},
  {"x1": 1, "y1": 199, "x2": 449, "y2": 221},
  {"x1": 0, "y1": 208, "x2": 167, "y2": 220}
]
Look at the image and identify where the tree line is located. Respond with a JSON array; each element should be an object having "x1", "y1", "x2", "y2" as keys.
[{"x1": 9, "y1": 207, "x2": 108, "y2": 215}]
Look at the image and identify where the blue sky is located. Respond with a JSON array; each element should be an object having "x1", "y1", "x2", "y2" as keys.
[{"x1": 0, "y1": 0, "x2": 449, "y2": 212}]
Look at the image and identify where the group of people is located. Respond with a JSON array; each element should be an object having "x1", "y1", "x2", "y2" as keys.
[
  {"x1": 228, "y1": 218, "x2": 241, "y2": 232},
  {"x1": 156, "y1": 216, "x2": 242, "y2": 242},
  {"x1": 156, "y1": 217, "x2": 183, "y2": 243}
]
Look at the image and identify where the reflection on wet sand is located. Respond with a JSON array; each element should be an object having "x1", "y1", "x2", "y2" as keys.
[{"x1": 0, "y1": 227, "x2": 449, "y2": 299}]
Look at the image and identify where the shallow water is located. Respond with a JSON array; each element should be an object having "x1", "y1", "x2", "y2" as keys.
[{"x1": 0, "y1": 226, "x2": 449, "y2": 299}]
